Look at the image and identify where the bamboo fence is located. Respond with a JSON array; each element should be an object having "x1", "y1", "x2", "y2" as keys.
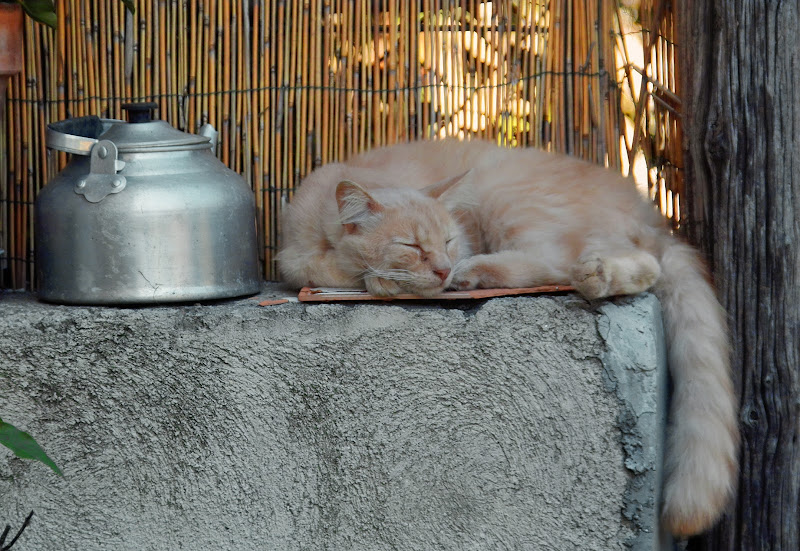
[{"x1": 0, "y1": 0, "x2": 680, "y2": 289}]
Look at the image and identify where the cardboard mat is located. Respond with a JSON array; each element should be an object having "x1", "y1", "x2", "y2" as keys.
[{"x1": 296, "y1": 285, "x2": 573, "y2": 302}]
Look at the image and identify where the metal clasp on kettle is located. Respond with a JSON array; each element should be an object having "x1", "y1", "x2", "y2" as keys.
[
  {"x1": 74, "y1": 140, "x2": 127, "y2": 203},
  {"x1": 45, "y1": 116, "x2": 127, "y2": 203}
]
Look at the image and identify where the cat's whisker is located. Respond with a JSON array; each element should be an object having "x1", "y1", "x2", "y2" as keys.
[
  {"x1": 358, "y1": 257, "x2": 415, "y2": 283},
  {"x1": 365, "y1": 267, "x2": 420, "y2": 283}
]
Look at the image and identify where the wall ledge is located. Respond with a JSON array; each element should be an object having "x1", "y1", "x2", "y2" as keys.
[{"x1": 0, "y1": 286, "x2": 670, "y2": 550}]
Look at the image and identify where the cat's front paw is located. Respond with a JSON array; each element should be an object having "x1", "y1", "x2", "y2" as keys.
[
  {"x1": 570, "y1": 256, "x2": 612, "y2": 299},
  {"x1": 571, "y1": 252, "x2": 661, "y2": 299},
  {"x1": 449, "y1": 260, "x2": 481, "y2": 291},
  {"x1": 365, "y1": 276, "x2": 404, "y2": 297}
]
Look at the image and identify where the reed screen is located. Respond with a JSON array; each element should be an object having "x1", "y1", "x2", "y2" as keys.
[{"x1": 0, "y1": 0, "x2": 679, "y2": 288}]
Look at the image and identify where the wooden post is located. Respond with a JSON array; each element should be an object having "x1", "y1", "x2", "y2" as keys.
[{"x1": 678, "y1": 1, "x2": 800, "y2": 549}]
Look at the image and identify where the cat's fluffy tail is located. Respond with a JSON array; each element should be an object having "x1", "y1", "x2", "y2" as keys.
[{"x1": 654, "y1": 238, "x2": 739, "y2": 537}]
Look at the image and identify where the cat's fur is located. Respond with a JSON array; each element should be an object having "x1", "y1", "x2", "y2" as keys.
[{"x1": 278, "y1": 139, "x2": 739, "y2": 537}]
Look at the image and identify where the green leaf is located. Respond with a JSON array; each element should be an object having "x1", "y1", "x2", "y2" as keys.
[
  {"x1": 15, "y1": 0, "x2": 130, "y2": 28},
  {"x1": 16, "y1": 0, "x2": 57, "y2": 28},
  {"x1": 0, "y1": 417, "x2": 62, "y2": 476}
]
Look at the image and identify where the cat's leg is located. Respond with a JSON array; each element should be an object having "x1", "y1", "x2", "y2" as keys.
[
  {"x1": 570, "y1": 249, "x2": 661, "y2": 299},
  {"x1": 450, "y1": 250, "x2": 568, "y2": 290},
  {"x1": 450, "y1": 246, "x2": 660, "y2": 296}
]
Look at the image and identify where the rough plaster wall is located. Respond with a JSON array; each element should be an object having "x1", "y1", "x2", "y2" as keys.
[
  {"x1": 0, "y1": 290, "x2": 665, "y2": 550},
  {"x1": 598, "y1": 299, "x2": 670, "y2": 550}
]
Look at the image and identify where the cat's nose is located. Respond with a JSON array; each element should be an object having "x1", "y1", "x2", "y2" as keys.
[{"x1": 433, "y1": 267, "x2": 451, "y2": 283}]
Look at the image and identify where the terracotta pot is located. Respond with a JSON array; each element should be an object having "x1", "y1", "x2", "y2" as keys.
[{"x1": 0, "y1": 3, "x2": 24, "y2": 76}]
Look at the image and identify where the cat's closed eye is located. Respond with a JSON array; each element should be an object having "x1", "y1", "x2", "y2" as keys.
[{"x1": 394, "y1": 240, "x2": 424, "y2": 252}]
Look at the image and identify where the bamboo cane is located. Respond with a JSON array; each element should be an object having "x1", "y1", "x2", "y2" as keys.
[
  {"x1": 335, "y1": 0, "x2": 344, "y2": 158},
  {"x1": 233, "y1": 0, "x2": 242, "y2": 175},
  {"x1": 187, "y1": 0, "x2": 197, "y2": 130},
  {"x1": 220, "y1": 0, "x2": 230, "y2": 167},
  {"x1": 296, "y1": 0, "x2": 305, "y2": 174},
  {"x1": 19, "y1": 20, "x2": 31, "y2": 287},
  {"x1": 10, "y1": 68, "x2": 21, "y2": 285},
  {"x1": 169, "y1": 0, "x2": 178, "y2": 124},
  {"x1": 357, "y1": 0, "x2": 367, "y2": 152},
  {"x1": 400, "y1": 0, "x2": 409, "y2": 141},
  {"x1": 312, "y1": 0, "x2": 322, "y2": 168},
  {"x1": 199, "y1": 2, "x2": 209, "y2": 127},
  {"x1": 156, "y1": 0, "x2": 166, "y2": 117}
]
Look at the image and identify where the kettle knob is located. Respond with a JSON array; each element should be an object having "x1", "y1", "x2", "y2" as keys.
[{"x1": 121, "y1": 102, "x2": 159, "y2": 123}]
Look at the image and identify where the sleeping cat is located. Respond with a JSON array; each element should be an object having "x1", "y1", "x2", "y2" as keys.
[{"x1": 278, "y1": 139, "x2": 739, "y2": 538}]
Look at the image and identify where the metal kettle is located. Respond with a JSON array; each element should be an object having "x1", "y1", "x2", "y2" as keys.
[{"x1": 35, "y1": 102, "x2": 261, "y2": 304}]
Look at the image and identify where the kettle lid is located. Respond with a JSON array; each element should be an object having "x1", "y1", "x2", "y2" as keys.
[
  {"x1": 45, "y1": 102, "x2": 213, "y2": 155},
  {"x1": 98, "y1": 102, "x2": 211, "y2": 152}
]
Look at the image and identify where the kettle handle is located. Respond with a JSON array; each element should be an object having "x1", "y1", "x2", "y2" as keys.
[
  {"x1": 198, "y1": 123, "x2": 218, "y2": 149},
  {"x1": 46, "y1": 116, "x2": 123, "y2": 155}
]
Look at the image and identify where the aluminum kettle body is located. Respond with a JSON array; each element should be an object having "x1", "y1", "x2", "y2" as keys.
[{"x1": 35, "y1": 108, "x2": 260, "y2": 304}]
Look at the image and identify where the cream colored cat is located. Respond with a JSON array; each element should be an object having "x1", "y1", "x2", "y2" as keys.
[{"x1": 278, "y1": 139, "x2": 739, "y2": 538}]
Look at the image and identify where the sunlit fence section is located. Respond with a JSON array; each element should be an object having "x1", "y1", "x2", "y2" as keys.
[
  {"x1": 614, "y1": 0, "x2": 682, "y2": 227},
  {"x1": 1, "y1": 0, "x2": 678, "y2": 288}
]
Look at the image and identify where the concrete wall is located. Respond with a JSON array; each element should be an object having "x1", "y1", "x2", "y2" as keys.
[{"x1": 0, "y1": 287, "x2": 670, "y2": 550}]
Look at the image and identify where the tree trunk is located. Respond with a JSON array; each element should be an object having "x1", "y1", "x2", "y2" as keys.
[{"x1": 678, "y1": 1, "x2": 800, "y2": 549}]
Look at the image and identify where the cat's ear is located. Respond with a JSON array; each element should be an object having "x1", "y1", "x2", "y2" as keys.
[
  {"x1": 422, "y1": 170, "x2": 471, "y2": 200},
  {"x1": 336, "y1": 180, "x2": 384, "y2": 234},
  {"x1": 422, "y1": 170, "x2": 472, "y2": 212}
]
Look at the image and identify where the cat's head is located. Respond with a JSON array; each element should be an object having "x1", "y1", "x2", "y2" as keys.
[{"x1": 334, "y1": 173, "x2": 471, "y2": 297}]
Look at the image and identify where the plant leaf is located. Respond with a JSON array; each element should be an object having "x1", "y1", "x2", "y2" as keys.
[
  {"x1": 15, "y1": 0, "x2": 58, "y2": 29},
  {"x1": 120, "y1": 0, "x2": 136, "y2": 14},
  {"x1": 0, "y1": 417, "x2": 62, "y2": 476}
]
